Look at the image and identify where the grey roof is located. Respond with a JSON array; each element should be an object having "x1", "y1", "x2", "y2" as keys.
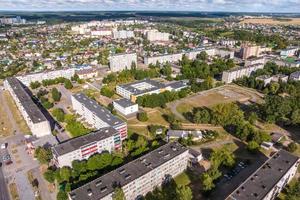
[
  {"x1": 5, "y1": 77, "x2": 48, "y2": 124},
  {"x1": 117, "y1": 79, "x2": 165, "y2": 95},
  {"x1": 290, "y1": 71, "x2": 300, "y2": 78},
  {"x1": 167, "y1": 130, "x2": 202, "y2": 138},
  {"x1": 52, "y1": 127, "x2": 119, "y2": 156},
  {"x1": 114, "y1": 98, "x2": 136, "y2": 108},
  {"x1": 165, "y1": 81, "x2": 188, "y2": 90},
  {"x1": 227, "y1": 150, "x2": 299, "y2": 200},
  {"x1": 72, "y1": 93, "x2": 125, "y2": 127},
  {"x1": 69, "y1": 142, "x2": 188, "y2": 200}
]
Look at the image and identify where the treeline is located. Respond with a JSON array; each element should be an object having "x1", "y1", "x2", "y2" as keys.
[
  {"x1": 136, "y1": 89, "x2": 190, "y2": 108},
  {"x1": 185, "y1": 103, "x2": 271, "y2": 151},
  {"x1": 30, "y1": 76, "x2": 73, "y2": 89}
]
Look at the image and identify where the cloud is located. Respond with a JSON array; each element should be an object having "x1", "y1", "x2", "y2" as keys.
[{"x1": 0, "y1": 0, "x2": 299, "y2": 12}]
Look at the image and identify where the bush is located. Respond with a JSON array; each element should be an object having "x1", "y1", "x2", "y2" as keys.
[
  {"x1": 30, "y1": 81, "x2": 41, "y2": 89},
  {"x1": 247, "y1": 141, "x2": 260, "y2": 153},
  {"x1": 52, "y1": 108, "x2": 65, "y2": 122},
  {"x1": 51, "y1": 87, "x2": 61, "y2": 102},
  {"x1": 287, "y1": 142, "x2": 298, "y2": 153},
  {"x1": 64, "y1": 79, "x2": 73, "y2": 89},
  {"x1": 137, "y1": 112, "x2": 148, "y2": 122},
  {"x1": 100, "y1": 85, "x2": 114, "y2": 98}
]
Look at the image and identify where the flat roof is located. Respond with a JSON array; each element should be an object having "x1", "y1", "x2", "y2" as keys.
[
  {"x1": 5, "y1": 77, "x2": 48, "y2": 124},
  {"x1": 227, "y1": 150, "x2": 299, "y2": 200},
  {"x1": 117, "y1": 79, "x2": 165, "y2": 95},
  {"x1": 72, "y1": 93, "x2": 125, "y2": 127},
  {"x1": 69, "y1": 142, "x2": 188, "y2": 200},
  {"x1": 52, "y1": 127, "x2": 118, "y2": 156},
  {"x1": 114, "y1": 98, "x2": 136, "y2": 108}
]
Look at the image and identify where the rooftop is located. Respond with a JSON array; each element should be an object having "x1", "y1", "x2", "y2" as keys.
[
  {"x1": 227, "y1": 150, "x2": 299, "y2": 200},
  {"x1": 69, "y1": 142, "x2": 188, "y2": 200},
  {"x1": 72, "y1": 93, "x2": 125, "y2": 127},
  {"x1": 114, "y1": 98, "x2": 136, "y2": 108},
  {"x1": 5, "y1": 77, "x2": 48, "y2": 124},
  {"x1": 117, "y1": 79, "x2": 165, "y2": 95},
  {"x1": 52, "y1": 127, "x2": 118, "y2": 156}
]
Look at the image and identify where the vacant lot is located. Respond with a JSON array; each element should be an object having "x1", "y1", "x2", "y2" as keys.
[
  {"x1": 0, "y1": 99, "x2": 13, "y2": 137},
  {"x1": 170, "y1": 84, "x2": 264, "y2": 118},
  {"x1": 240, "y1": 18, "x2": 300, "y2": 25},
  {"x1": 3, "y1": 91, "x2": 30, "y2": 133}
]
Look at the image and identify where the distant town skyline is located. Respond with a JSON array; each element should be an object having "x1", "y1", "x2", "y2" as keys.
[{"x1": 1, "y1": 0, "x2": 300, "y2": 13}]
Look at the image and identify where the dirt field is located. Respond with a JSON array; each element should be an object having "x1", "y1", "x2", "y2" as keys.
[
  {"x1": 240, "y1": 18, "x2": 300, "y2": 25},
  {"x1": 0, "y1": 100, "x2": 13, "y2": 137},
  {"x1": 172, "y1": 84, "x2": 264, "y2": 116}
]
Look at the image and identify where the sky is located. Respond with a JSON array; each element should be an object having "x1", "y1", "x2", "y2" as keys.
[{"x1": 0, "y1": 0, "x2": 300, "y2": 12}]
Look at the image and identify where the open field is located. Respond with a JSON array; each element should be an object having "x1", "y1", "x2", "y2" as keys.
[
  {"x1": 3, "y1": 91, "x2": 30, "y2": 134},
  {"x1": 9, "y1": 183, "x2": 20, "y2": 200},
  {"x1": 170, "y1": 84, "x2": 264, "y2": 118},
  {"x1": 240, "y1": 18, "x2": 300, "y2": 25},
  {"x1": 0, "y1": 99, "x2": 13, "y2": 137}
]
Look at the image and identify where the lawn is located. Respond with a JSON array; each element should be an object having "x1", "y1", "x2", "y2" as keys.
[
  {"x1": 3, "y1": 91, "x2": 30, "y2": 134},
  {"x1": 174, "y1": 172, "x2": 191, "y2": 187}
]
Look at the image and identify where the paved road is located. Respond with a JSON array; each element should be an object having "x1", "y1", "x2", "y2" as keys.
[{"x1": 0, "y1": 167, "x2": 10, "y2": 200}]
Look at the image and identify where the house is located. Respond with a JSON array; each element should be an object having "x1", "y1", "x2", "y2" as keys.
[{"x1": 113, "y1": 98, "x2": 139, "y2": 117}]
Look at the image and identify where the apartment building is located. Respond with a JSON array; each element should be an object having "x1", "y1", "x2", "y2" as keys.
[
  {"x1": 227, "y1": 150, "x2": 299, "y2": 200},
  {"x1": 146, "y1": 30, "x2": 170, "y2": 42},
  {"x1": 91, "y1": 29, "x2": 112, "y2": 37},
  {"x1": 16, "y1": 68, "x2": 75, "y2": 86},
  {"x1": 68, "y1": 142, "x2": 189, "y2": 200},
  {"x1": 222, "y1": 63, "x2": 264, "y2": 83},
  {"x1": 109, "y1": 53, "x2": 137, "y2": 72},
  {"x1": 113, "y1": 30, "x2": 135, "y2": 39},
  {"x1": 4, "y1": 77, "x2": 51, "y2": 137},
  {"x1": 52, "y1": 127, "x2": 121, "y2": 167},
  {"x1": 245, "y1": 57, "x2": 266, "y2": 66},
  {"x1": 71, "y1": 93, "x2": 127, "y2": 140},
  {"x1": 220, "y1": 39, "x2": 238, "y2": 47},
  {"x1": 76, "y1": 68, "x2": 98, "y2": 79},
  {"x1": 280, "y1": 47, "x2": 299, "y2": 58},
  {"x1": 144, "y1": 53, "x2": 183, "y2": 66},
  {"x1": 240, "y1": 44, "x2": 261, "y2": 59},
  {"x1": 256, "y1": 74, "x2": 288, "y2": 86},
  {"x1": 113, "y1": 98, "x2": 138, "y2": 116}
]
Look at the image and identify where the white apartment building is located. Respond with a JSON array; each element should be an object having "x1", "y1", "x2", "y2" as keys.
[
  {"x1": 256, "y1": 74, "x2": 288, "y2": 86},
  {"x1": 113, "y1": 30, "x2": 135, "y2": 39},
  {"x1": 4, "y1": 77, "x2": 51, "y2": 137},
  {"x1": 113, "y1": 98, "x2": 138, "y2": 116},
  {"x1": 71, "y1": 93, "x2": 127, "y2": 141},
  {"x1": 280, "y1": 47, "x2": 299, "y2": 58},
  {"x1": 16, "y1": 68, "x2": 75, "y2": 86},
  {"x1": 91, "y1": 29, "x2": 112, "y2": 37},
  {"x1": 227, "y1": 150, "x2": 299, "y2": 200},
  {"x1": 144, "y1": 53, "x2": 184, "y2": 66},
  {"x1": 245, "y1": 57, "x2": 266, "y2": 66},
  {"x1": 68, "y1": 142, "x2": 189, "y2": 200},
  {"x1": 220, "y1": 39, "x2": 238, "y2": 47},
  {"x1": 52, "y1": 127, "x2": 121, "y2": 167},
  {"x1": 109, "y1": 53, "x2": 137, "y2": 72},
  {"x1": 146, "y1": 30, "x2": 170, "y2": 42},
  {"x1": 222, "y1": 63, "x2": 264, "y2": 83}
]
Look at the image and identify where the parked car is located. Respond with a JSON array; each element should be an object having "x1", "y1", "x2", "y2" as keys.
[
  {"x1": 1, "y1": 143, "x2": 7, "y2": 149},
  {"x1": 2, "y1": 154, "x2": 12, "y2": 165}
]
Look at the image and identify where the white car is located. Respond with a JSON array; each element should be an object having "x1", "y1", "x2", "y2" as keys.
[{"x1": 1, "y1": 143, "x2": 7, "y2": 149}]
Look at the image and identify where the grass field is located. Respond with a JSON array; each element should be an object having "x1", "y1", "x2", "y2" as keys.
[
  {"x1": 0, "y1": 100, "x2": 13, "y2": 137},
  {"x1": 3, "y1": 91, "x2": 30, "y2": 134},
  {"x1": 240, "y1": 18, "x2": 300, "y2": 25}
]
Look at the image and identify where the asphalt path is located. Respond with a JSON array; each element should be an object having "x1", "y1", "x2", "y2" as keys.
[{"x1": 0, "y1": 166, "x2": 10, "y2": 200}]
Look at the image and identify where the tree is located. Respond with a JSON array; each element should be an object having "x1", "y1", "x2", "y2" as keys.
[
  {"x1": 51, "y1": 87, "x2": 61, "y2": 102},
  {"x1": 248, "y1": 112, "x2": 258, "y2": 125},
  {"x1": 201, "y1": 172, "x2": 215, "y2": 192},
  {"x1": 137, "y1": 112, "x2": 148, "y2": 122},
  {"x1": 291, "y1": 109, "x2": 300, "y2": 124},
  {"x1": 287, "y1": 142, "x2": 298, "y2": 153},
  {"x1": 52, "y1": 108, "x2": 65, "y2": 122},
  {"x1": 34, "y1": 147, "x2": 53, "y2": 165},
  {"x1": 177, "y1": 186, "x2": 193, "y2": 200},
  {"x1": 56, "y1": 60, "x2": 62, "y2": 68},
  {"x1": 247, "y1": 141, "x2": 260, "y2": 153},
  {"x1": 193, "y1": 109, "x2": 211, "y2": 123},
  {"x1": 64, "y1": 79, "x2": 73, "y2": 89},
  {"x1": 43, "y1": 169, "x2": 56, "y2": 183},
  {"x1": 100, "y1": 85, "x2": 115, "y2": 98},
  {"x1": 30, "y1": 81, "x2": 41, "y2": 89},
  {"x1": 87, "y1": 153, "x2": 113, "y2": 171},
  {"x1": 197, "y1": 51, "x2": 208, "y2": 61},
  {"x1": 112, "y1": 187, "x2": 125, "y2": 200},
  {"x1": 60, "y1": 166, "x2": 72, "y2": 182},
  {"x1": 57, "y1": 191, "x2": 68, "y2": 200}
]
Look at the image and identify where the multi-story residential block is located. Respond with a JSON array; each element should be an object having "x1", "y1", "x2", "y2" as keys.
[
  {"x1": 76, "y1": 68, "x2": 98, "y2": 79},
  {"x1": 146, "y1": 30, "x2": 170, "y2": 42},
  {"x1": 68, "y1": 142, "x2": 189, "y2": 200},
  {"x1": 222, "y1": 63, "x2": 264, "y2": 83},
  {"x1": 113, "y1": 98, "x2": 138, "y2": 116},
  {"x1": 256, "y1": 74, "x2": 288, "y2": 86},
  {"x1": 280, "y1": 47, "x2": 299, "y2": 58},
  {"x1": 52, "y1": 127, "x2": 121, "y2": 167},
  {"x1": 4, "y1": 77, "x2": 51, "y2": 137},
  {"x1": 144, "y1": 53, "x2": 183, "y2": 66},
  {"x1": 245, "y1": 56, "x2": 266, "y2": 66},
  {"x1": 91, "y1": 29, "x2": 112, "y2": 37},
  {"x1": 109, "y1": 53, "x2": 137, "y2": 72},
  {"x1": 16, "y1": 68, "x2": 75, "y2": 86},
  {"x1": 71, "y1": 93, "x2": 127, "y2": 141},
  {"x1": 116, "y1": 79, "x2": 188, "y2": 102},
  {"x1": 220, "y1": 39, "x2": 238, "y2": 47},
  {"x1": 226, "y1": 150, "x2": 299, "y2": 200},
  {"x1": 289, "y1": 71, "x2": 300, "y2": 81},
  {"x1": 113, "y1": 30, "x2": 135, "y2": 39},
  {"x1": 240, "y1": 44, "x2": 261, "y2": 59}
]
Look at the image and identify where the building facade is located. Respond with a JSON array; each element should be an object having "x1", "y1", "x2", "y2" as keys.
[
  {"x1": 113, "y1": 98, "x2": 139, "y2": 116},
  {"x1": 4, "y1": 77, "x2": 51, "y2": 137},
  {"x1": 113, "y1": 30, "x2": 135, "y2": 39},
  {"x1": 68, "y1": 142, "x2": 189, "y2": 200},
  {"x1": 146, "y1": 30, "x2": 170, "y2": 42},
  {"x1": 222, "y1": 63, "x2": 264, "y2": 83},
  {"x1": 109, "y1": 53, "x2": 137, "y2": 72},
  {"x1": 16, "y1": 68, "x2": 75, "y2": 86},
  {"x1": 227, "y1": 150, "x2": 299, "y2": 200},
  {"x1": 52, "y1": 127, "x2": 121, "y2": 167},
  {"x1": 71, "y1": 93, "x2": 127, "y2": 141}
]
